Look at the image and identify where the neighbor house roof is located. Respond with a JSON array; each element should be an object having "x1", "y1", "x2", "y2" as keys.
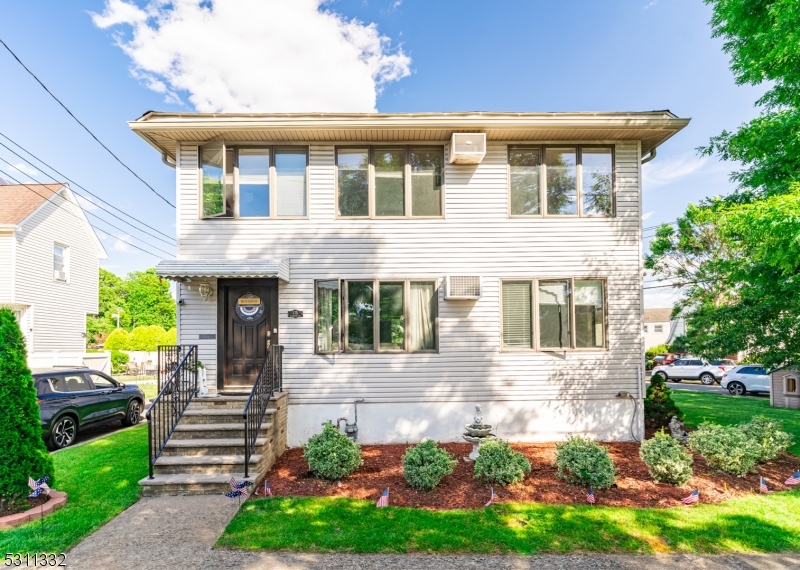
[
  {"x1": 644, "y1": 308, "x2": 673, "y2": 323},
  {"x1": 0, "y1": 183, "x2": 65, "y2": 225},
  {"x1": 129, "y1": 110, "x2": 690, "y2": 163}
]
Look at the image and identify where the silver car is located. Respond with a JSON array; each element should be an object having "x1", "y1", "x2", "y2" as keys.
[
  {"x1": 721, "y1": 365, "x2": 770, "y2": 396},
  {"x1": 652, "y1": 358, "x2": 726, "y2": 385}
]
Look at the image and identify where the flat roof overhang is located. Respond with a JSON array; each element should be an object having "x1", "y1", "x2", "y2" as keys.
[
  {"x1": 129, "y1": 111, "x2": 690, "y2": 162},
  {"x1": 156, "y1": 259, "x2": 290, "y2": 282}
]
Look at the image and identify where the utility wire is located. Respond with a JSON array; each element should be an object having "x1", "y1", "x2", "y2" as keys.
[
  {"x1": 0, "y1": 37, "x2": 175, "y2": 208},
  {"x1": 0, "y1": 160, "x2": 174, "y2": 256},
  {"x1": 0, "y1": 169, "x2": 169, "y2": 260},
  {"x1": 0, "y1": 132, "x2": 175, "y2": 242}
]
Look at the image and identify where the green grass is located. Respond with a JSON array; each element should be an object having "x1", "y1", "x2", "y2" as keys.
[
  {"x1": 0, "y1": 425, "x2": 147, "y2": 554},
  {"x1": 672, "y1": 390, "x2": 800, "y2": 455}
]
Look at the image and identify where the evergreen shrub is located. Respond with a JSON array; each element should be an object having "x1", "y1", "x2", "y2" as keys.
[
  {"x1": 473, "y1": 439, "x2": 531, "y2": 486},
  {"x1": 303, "y1": 423, "x2": 362, "y2": 480},
  {"x1": 554, "y1": 435, "x2": 616, "y2": 489},
  {"x1": 0, "y1": 308, "x2": 55, "y2": 511},
  {"x1": 639, "y1": 430, "x2": 693, "y2": 485},
  {"x1": 688, "y1": 423, "x2": 760, "y2": 476},
  {"x1": 402, "y1": 440, "x2": 457, "y2": 491},
  {"x1": 103, "y1": 328, "x2": 131, "y2": 350},
  {"x1": 644, "y1": 372, "x2": 683, "y2": 429},
  {"x1": 739, "y1": 416, "x2": 793, "y2": 462},
  {"x1": 111, "y1": 350, "x2": 129, "y2": 374}
]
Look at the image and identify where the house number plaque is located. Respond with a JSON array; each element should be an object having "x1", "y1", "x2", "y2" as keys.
[{"x1": 287, "y1": 310, "x2": 303, "y2": 318}]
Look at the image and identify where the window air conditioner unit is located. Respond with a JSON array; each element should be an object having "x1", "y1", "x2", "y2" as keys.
[
  {"x1": 449, "y1": 133, "x2": 486, "y2": 164},
  {"x1": 445, "y1": 275, "x2": 482, "y2": 300}
]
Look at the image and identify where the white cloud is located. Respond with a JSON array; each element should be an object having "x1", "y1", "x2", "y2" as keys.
[
  {"x1": 111, "y1": 233, "x2": 133, "y2": 252},
  {"x1": 91, "y1": 0, "x2": 412, "y2": 112},
  {"x1": 75, "y1": 194, "x2": 100, "y2": 212},
  {"x1": 10, "y1": 162, "x2": 39, "y2": 177},
  {"x1": 643, "y1": 0, "x2": 658, "y2": 9},
  {"x1": 642, "y1": 153, "x2": 708, "y2": 190},
  {"x1": 389, "y1": 1, "x2": 402, "y2": 11},
  {"x1": 642, "y1": 211, "x2": 655, "y2": 221}
]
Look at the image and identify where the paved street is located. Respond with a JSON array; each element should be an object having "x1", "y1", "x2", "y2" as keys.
[{"x1": 645, "y1": 372, "x2": 769, "y2": 399}]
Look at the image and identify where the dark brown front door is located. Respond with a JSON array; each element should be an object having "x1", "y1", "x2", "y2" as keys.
[{"x1": 218, "y1": 279, "x2": 278, "y2": 389}]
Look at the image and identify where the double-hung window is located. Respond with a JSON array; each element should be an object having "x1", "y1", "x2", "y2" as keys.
[
  {"x1": 53, "y1": 243, "x2": 68, "y2": 282},
  {"x1": 336, "y1": 147, "x2": 444, "y2": 218},
  {"x1": 200, "y1": 144, "x2": 308, "y2": 218},
  {"x1": 315, "y1": 279, "x2": 438, "y2": 353},
  {"x1": 509, "y1": 146, "x2": 614, "y2": 217},
  {"x1": 501, "y1": 278, "x2": 607, "y2": 350}
]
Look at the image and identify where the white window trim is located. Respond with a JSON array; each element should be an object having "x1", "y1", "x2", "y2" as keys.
[
  {"x1": 53, "y1": 243, "x2": 69, "y2": 283},
  {"x1": 784, "y1": 374, "x2": 799, "y2": 396}
]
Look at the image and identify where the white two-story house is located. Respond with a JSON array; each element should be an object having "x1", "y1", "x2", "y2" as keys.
[
  {"x1": 132, "y1": 111, "x2": 688, "y2": 446},
  {"x1": 0, "y1": 183, "x2": 108, "y2": 370}
]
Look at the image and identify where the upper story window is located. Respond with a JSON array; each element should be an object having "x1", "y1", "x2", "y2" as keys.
[
  {"x1": 53, "y1": 243, "x2": 68, "y2": 282},
  {"x1": 200, "y1": 144, "x2": 308, "y2": 219},
  {"x1": 509, "y1": 146, "x2": 614, "y2": 217},
  {"x1": 336, "y1": 147, "x2": 444, "y2": 218}
]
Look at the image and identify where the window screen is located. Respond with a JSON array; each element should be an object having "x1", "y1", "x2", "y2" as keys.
[{"x1": 502, "y1": 282, "x2": 532, "y2": 348}]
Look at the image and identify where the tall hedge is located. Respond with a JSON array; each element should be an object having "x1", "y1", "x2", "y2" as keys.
[{"x1": 0, "y1": 308, "x2": 54, "y2": 508}]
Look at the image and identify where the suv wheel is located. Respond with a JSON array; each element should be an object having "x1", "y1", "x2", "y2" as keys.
[
  {"x1": 122, "y1": 399, "x2": 142, "y2": 427},
  {"x1": 727, "y1": 381, "x2": 747, "y2": 396},
  {"x1": 50, "y1": 416, "x2": 77, "y2": 450},
  {"x1": 653, "y1": 372, "x2": 668, "y2": 382},
  {"x1": 700, "y1": 373, "x2": 715, "y2": 385}
]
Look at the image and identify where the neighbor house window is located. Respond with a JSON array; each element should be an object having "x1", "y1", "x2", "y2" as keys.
[
  {"x1": 509, "y1": 146, "x2": 614, "y2": 217},
  {"x1": 643, "y1": 325, "x2": 649, "y2": 333},
  {"x1": 336, "y1": 147, "x2": 443, "y2": 218},
  {"x1": 53, "y1": 244, "x2": 68, "y2": 281},
  {"x1": 315, "y1": 279, "x2": 438, "y2": 353},
  {"x1": 501, "y1": 278, "x2": 607, "y2": 350},
  {"x1": 200, "y1": 144, "x2": 308, "y2": 219},
  {"x1": 654, "y1": 325, "x2": 663, "y2": 333}
]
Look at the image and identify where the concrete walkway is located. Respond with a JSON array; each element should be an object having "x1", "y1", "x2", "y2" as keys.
[{"x1": 66, "y1": 495, "x2": 800, "y2": 570}]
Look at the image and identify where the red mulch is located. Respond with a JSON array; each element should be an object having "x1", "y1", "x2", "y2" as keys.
[
  {"x1": 253, "y1": 442, "x2": 800, "y2": 510},
  {"x1": 0, "y1": 493, "x2": 51, "y2": 517}
]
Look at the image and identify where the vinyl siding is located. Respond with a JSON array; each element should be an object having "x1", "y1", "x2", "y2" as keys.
[
  {"x1": 13, "y1": 193, "x2": 99, "y2": 353},
  {"x1": 0, "y1": 232, "x2": 13, "y2": 303},
  {"x1": 177, "y1": 142, "x2": 643, "y2": 405}
]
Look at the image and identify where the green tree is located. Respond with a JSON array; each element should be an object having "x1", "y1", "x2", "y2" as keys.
[
  {"x1": 129, "y1": 325, "x2": 169, "y2": 351},
  {"x1": 0, "y1": 308, "x2": 54, "y2": 510},
  {"x1": 103, "y1": 328, "x2": 132, "y2": 351},
  {"x1": 123, "y1": 269, "x2": 175, "y2": 330},
  {"x1": 86, "y1": 268, "x2": 128, "y2": 344}
]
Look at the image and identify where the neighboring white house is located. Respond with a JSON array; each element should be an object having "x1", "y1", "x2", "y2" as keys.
[
  {"x1": 0, "y1": 183, "x2": 109, "y2": 370},
  {"x1": 131, "y1": 111, "x2": 689, "y2": 445},
  {"x1": 643, "y1": 308, "x2": 686, "y2": 349}
]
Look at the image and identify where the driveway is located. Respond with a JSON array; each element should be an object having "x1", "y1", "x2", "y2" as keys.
[{"x1": 645, "y1": 372, "x2": 769, "y2": 399}]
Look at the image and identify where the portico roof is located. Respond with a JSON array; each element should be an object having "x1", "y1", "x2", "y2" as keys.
[{"x1": 156, "y1": 259, "x2": 290, "y2": 282}]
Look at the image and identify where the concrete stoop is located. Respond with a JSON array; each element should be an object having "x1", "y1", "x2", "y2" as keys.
[{"x1": 139, "y1": 391, "x2": 288, "y2": 496}]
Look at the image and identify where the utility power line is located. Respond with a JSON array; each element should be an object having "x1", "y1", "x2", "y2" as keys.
[{"x1": 0, "y1": 37, "x2": 175, "y2": 208}]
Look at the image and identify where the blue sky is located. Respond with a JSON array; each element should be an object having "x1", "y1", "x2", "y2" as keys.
[{"x1": 0, "y1": 0, "x2": 764, "y2": 307}]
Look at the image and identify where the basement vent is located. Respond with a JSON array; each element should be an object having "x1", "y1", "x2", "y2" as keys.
[
  {"x1": 445, "y1": 275, "x2": 482, "y2": 300},
  {"x1": 449, "y1": 133, "x2": 487, "y2": 164}
]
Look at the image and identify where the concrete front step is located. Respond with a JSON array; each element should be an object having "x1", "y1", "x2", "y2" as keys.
[
  {"x1": 180, "y1": 408, "x2": 276, "y2": 425},
  {"x1": 154, "y1": 454, "x2": 262, "y2": 475},
  {"x1": 171, "y1": 422, "x2": 272, "y2": 440},
  {"x1": 161, "y1": 437, "x2": 269, "y2": 457},
  {"x1": 139, "y1": 472, "x2": 263, "y2": 496}
]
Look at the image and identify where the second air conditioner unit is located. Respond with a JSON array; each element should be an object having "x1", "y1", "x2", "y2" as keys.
[
  {"x1": 449, "y1": 133, "x2": 486, "y2": 164},
  {"x1": 444, "y1": 275, "x2": 482, "y2": 300}
]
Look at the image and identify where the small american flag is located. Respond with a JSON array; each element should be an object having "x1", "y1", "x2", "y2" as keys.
[
  {"x1": 760, "y1": 477, "x2": 770, "y2": 493},
  {"x1": 225, "y1": 490, "x2": 243, "y2": 499},
  {"x1": 255, "y1": 480, "x2": 273, "y2": 497},
  {"x1": 586, "y1": 486, "x2": 595, "y2": 505},
  {"x1": 485, "y1": 487, "x2": 496, "y2": 507},
  {"x1": 785, "y1": 471, "x2": 800, "y2": 486},
  {"x1": 229, "y1": 477, "x2": 253, "y2": 492},
  {"x1": 376, "y1": 487, "x2": 389, "y2": 508},
  {"x1": 28, "y1": 476, "x2": 50, "y2": 498},
  {"x1": 682, "y1": 488, "x2": 699, "y2": 506}
]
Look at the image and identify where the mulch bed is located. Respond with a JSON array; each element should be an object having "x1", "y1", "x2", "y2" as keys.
[
  {"x1": 0, "y1": 494, "x2": 51, "y2": 517},
  {"x1": 254, "y1": 442, "x2": 799, "y2": 510}
]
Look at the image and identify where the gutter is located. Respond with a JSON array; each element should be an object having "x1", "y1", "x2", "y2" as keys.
[{"x1": 640, "y1": 147, "x2": 657, "y2": 164}]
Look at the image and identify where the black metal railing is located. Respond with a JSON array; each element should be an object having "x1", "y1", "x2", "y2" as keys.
[
  {"x1": 243, "y1": 345, "x2": 283, "y2": 478},
  {"x1": 147, "y1": 345, "x2": 198, "y2": 479}
]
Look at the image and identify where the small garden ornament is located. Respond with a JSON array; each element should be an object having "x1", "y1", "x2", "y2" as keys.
[{"x1": 668, "y1": 415, "x2": 689, "y2": 444}]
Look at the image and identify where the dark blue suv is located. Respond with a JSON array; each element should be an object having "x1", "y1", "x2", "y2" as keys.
[{"x1": 34, "y1": 369, "x2": 146, "y2": 450}]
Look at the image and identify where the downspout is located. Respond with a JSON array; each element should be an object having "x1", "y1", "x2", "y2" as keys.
[
  {"x1": 640, "y1": 147, "x2": 657, "y2": 164},
  {"x1": 162, "y1": 153, "x2": 176, "y2": 169}
]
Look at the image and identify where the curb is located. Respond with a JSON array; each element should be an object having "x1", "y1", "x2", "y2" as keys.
[{"x1": 0, "y1": 491, "x2": 68, "y2": 528}]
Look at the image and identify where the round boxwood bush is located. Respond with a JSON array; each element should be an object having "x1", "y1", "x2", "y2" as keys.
[
  {"x1": 403, "y1": 440, "x2": 457, "y2": 491},
  {"x1": 473, "y1": 439, "x2": 531, "y2": 486},
  {"x1": 687, "y1": 422, "x2": 760, "y2": 477},
  {"x1": 303, "y1": 423, "x2": 362, "y2": 480},
  {"x1": 739, "y1": 416, "x2": 793, "y2": 462},
  {"x1": 554, "y1": 435, "x2": 616, "y2": 489},
  {"x1": 639, "y1": 430, "x2": 693, "y2": 485}
]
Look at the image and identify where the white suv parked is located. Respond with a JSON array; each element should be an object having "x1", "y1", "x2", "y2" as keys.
[
  {"x1": 721, "y1": 365, "x2": 770, "y2": 396},
  {"x1": 652, "y1": 358, "x2": 726, "y2": 385}
]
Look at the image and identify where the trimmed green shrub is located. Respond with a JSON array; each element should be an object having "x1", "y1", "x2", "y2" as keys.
[
  {"x1": 473, "y1": 439, "x2": 531, "y2": 486},
  {"x1": 0, "y1": 308, "x2": 54, "y2": 511},
  {"x1": 688, "y1": 423, "x2": 760, "y2": 476},
  {"x1": 161, "y1": 327, "x2": 177, "y2": 346},
  {"x1": 644, "y1": 372, "x2": 683, "y2": 429},
  {"x1": 739, "y1": 416, "x2": 793, "y2": 462},
  {"x1": 403, "y1": 440, "x2": 457, "y2": 491},
  {"x1": 303, "y1": 423, "x2": 362, "y2": 480},
  {"x1": 103, "y1": 328, "x2": 131, "y2": 350},
  {"x1": 130, "y1": 325, "x2": 169, "y2": 351},
  {"x1": 111, "y1": 350, "x2": 130, "y2": 374},
  {"x1": 639, "y1": 430, "x2": 693, "y2": 485},
  {"x1": 554, "y1": 435, "x2": 616, "y2": 489}
]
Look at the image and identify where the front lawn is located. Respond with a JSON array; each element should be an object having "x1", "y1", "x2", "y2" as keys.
[{"x1": 0, "y1": 425, "x2": 148, "y2": 554}]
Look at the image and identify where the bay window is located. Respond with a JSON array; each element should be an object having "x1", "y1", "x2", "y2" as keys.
[
  {"x1": 509, "y1": 146, "x2": 614, "y2": 217},
  {"x1": 315, "y1": 279, "x2": 438, "y2": 353},
  {"x1": 199, "y1": 144, "x2": 308, "y2": 218},
  {"x1": 336, "y1": 147, "x2": 443, "y2": 218},
  {"x1": 501, "y1": 278, "x2": 607, "y2": 350}
]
